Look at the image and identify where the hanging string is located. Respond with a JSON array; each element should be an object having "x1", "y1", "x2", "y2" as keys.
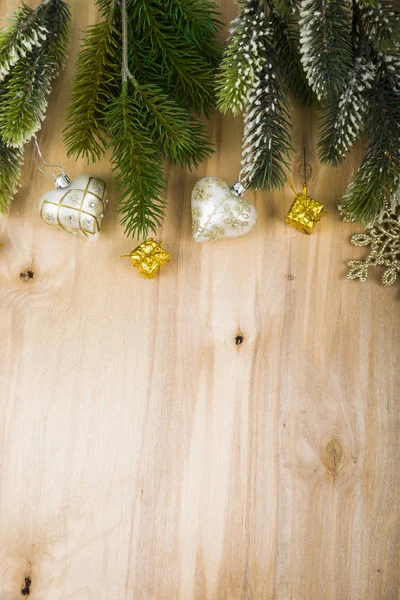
[
  {"x1": 302, "y1": 134, "x2": 309, "y2": 186},
  {"x1": 33, "y1": 135, "x2": 65, "y2": 180}
]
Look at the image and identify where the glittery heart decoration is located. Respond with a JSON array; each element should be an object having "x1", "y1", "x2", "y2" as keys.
[
  {"x1": 191, "y1": 176, "x2": 257, "y2": 242},
  {"x1": 39, "y1": 174, "x2": 107, "y2": 240}
]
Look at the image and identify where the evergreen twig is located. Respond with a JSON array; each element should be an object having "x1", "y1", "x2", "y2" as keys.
[
  {"x1": 0, "y1": 0, "x2": 69, "y2": 212},
  {"x1": 65, "y1": 0, "x2": 221, "y2": 238},
  {"x1": 299, "y1": 0, "x2": 353, "y2": 100}
]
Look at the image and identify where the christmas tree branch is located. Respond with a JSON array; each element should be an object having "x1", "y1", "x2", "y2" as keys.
[
  {"x1": 107, "y1": 93, "x2": 167, "y2": 238},
  {"x1": 0, "y1": 141, "x2": 23, "y2": 212},
  {"x1": 340, "y1": 58, "x2": 400, "y2": 223},
  {"x1": 64, "y1": 7, "x2": 120, "y2": 161},
  {"x1": 318, "y1": 59, "x2": 375, "y2": 166},
  {"x1": 299, "y1": 0, "x2": 353, "y2": 100},
  {"x1": 0, "y1": 0, "x2": 70, "y2": 148},
  {"x1": 0, "y1": 2, "x2": 48, "y2": 83}
]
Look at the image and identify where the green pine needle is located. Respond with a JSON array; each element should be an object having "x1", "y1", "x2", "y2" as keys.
[
  {"x1": 0, "y1": 0, "x2": 70, "y2": 148},
  {"x1": 107, "y1": 92, "x2": 167, "y2": 239},
  {"x1": 0, "y1": 141, "x2": 23, "y2": 212},
  {"x1": 299, "y1": 0, "x2": 353, "y2": 100},
  {"x1": 128, "y1": 0, "x2": 218, "y2": 117},
  {"x1": 0, "y1": 2, "x2": 48, "y2": 84},
  {"x1": 358, "y1": 0, "x2": 400, "y2": 52},
  {"x1": 340, "y1": 60, "x2": 400, "y2": 223},
  {"x1": 64, "y1": 16, "x2": 120, "y2": 162},
  {"x1": 216, "y1": 1, "x2": 262, "y2": 116},
  {"x1": 318, "y1": 60, "x2": 375, "y2": 166},
  {"x1": 131, "y1": 82, "x2": 213, "y2": 168}
]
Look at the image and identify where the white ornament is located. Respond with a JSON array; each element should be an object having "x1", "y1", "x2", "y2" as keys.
[
  {"x1": 191, "y1": 176, "x2": 257, "y2": 242},
  {"x1": 39, "y1": 173, "x2": 107, "y2": 240}
]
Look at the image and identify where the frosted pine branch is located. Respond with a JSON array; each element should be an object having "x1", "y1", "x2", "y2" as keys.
[
  {"x1": 0, "y1": 3, "x2": 48, "y2": 84},
  {"x1": 0, "y1": 0, "x2": 70, "y2": 148},
  {"x1": 318, "y1": 59, "x2": 375, "y2": 165},
  {"x1": 241, "y1": 52, "x2": 292, "y2": 189},
  {"x1": 217, "y1": 1, "x2": 270, "y2": 115},
  {"x1": 357, "y1": 0, "x2": 400, "y2": 52},
  {"x1": 0, "y1": 141, "x2": 23, "y2": 212},
  {"x1": 299, "y1": 0, "x2": 353, "y2": 100}
]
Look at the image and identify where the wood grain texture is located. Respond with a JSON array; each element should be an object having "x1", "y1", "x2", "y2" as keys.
[{"x1": 0, "y1": 1, "x2": 399, "y2": 599}]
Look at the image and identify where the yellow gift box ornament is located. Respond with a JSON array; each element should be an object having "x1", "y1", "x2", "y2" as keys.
[
  {"x1": 121, "y1": 238, "x2": 172, "y2": 279},
  {"x1": 285, "y1": 182, "x2": 325, "y2": 234}
]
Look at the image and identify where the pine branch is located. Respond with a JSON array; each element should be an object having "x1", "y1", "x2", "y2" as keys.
[
  {"x1": 159, "y1": 0, "x2": 223, "y2": 69},
  {"x1": 0, "y1": 141, "x2": 23, "y2": 212},
  {"x1": 318, "y1": 58, "x2": 375, "y2": 166},
  {"x1": 357, "y1": 0, "x2": 400, "y2": 52},
  {"x1": 66, "y1": 0, "x2": 219, "y2": 236},
  {"x1": 128, "y1": 0, "x2": 217, "y2": 116},
  {"x1": 107, "y1": 92, "x2": 167, "y2": 238},
  {"x1": 216, "y1": 1, "x2": 266, "y2": 116},
  {"x1": 265, "y1": 0, "x2": 317, "y2": 107},
  {"x1": 340, "y1": 58, "x2": 400, "y2": 223},
  {"x1": 64, "y1": 13, "x2": 121, "y2": 162},
  {"x1": 0, "y1": 0, "x2": 70, "y2": 148},
  {"x1": 130, "y1": 82, "x2": 213, "y2": 168},
  {"x1": 0, "y1": 2, "x2": 48, "y2": 83},
  {"x1": 241, "y1": 47, "x2": 293, "y2": 189},
  {"x1": 299, "y1": 0, "x2": 353, "y2": 100}
]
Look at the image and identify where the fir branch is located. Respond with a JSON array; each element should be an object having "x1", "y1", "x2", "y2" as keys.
[
  {"x1": 216, "y1": 1, "x2": 266, "y2": 116},
  {"x1": 0, "y1": 141, "x2": 23, "y2": 212},
  {"x1": 107, "y1": 92, "x2": 166, "y2": 238},
  {"x1": 64, "y1": 14, "x2": 120, "y2": 162},
  {"x1": 128, "y1": 0, "x2": 217, "y2": 116},
  {"x1": 130, "y1": 83, "x2": 213, "y2": 168},
  {"x1": 0, "y1": 0, "x2": 70, "y2": 148},
  {"x1": 0, "y1": 2, "x2": 48, "y2": 83},
  {"x1": 357, "y1": 0, "x2": 400, "y2": 52},
  {"x1": 318, "y1": 58, "x2": 375, "y2": 165},
  {"x1": 299, "y1": 0, "x2": 353, "y2": 100},
  {"x1": 340, "y1": 59, "x2": 400, "y2": 223},
  {"x1": 159, "y1": 0, "x2": 223, "y2": 69},
  {"x1": 265, "y1": 0, "x2": 317, "y2": 107},
  {"x1": 241, "y1": 47, "x2": 293, "y2": 189}
]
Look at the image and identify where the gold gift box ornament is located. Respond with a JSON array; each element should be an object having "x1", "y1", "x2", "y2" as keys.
[
  {"x1": 121, "y1": 238, "x2": 172, "y2": 279},
  {"x1": 285, "y1": 182, "x2": 326, "y2": 234}
]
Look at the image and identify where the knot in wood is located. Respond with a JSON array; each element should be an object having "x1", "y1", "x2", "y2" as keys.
[
  {"x1": 20, "y1": 268, "x2": 35, "y2": 283},
  {"x1": 21, "y1": 577, "x2": 31, "y2": 596},
  {"x1": 322, "y1": 438, "x2": 344, "y2": 474}
]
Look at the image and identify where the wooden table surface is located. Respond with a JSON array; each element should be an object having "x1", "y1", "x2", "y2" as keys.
[{"x1": 0, "y1": 1, "x2": 399, "y2": 599}]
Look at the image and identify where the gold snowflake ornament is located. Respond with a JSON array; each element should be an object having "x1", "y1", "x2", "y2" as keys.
[{"x1": 347, "y1": 205, "x2": 400, "y2": 286}]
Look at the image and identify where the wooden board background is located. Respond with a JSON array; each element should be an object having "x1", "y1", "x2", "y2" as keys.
[{"x1": 0, "y1": 1, "x2": 399, "y2": 598}]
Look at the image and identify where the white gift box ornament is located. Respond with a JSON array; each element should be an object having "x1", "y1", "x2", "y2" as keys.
[
  {"x1": 39, "y1": 173, "x2": 107, "y2": 240},
  {"x1": 192, "y1": 176, "x2": 257, "y2": 242}
]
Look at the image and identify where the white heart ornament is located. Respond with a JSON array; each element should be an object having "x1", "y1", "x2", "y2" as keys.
[
  {"x1": 39, "y1": 173, "x2": 107, "y2": 240},
  {"x1": 192, "y1": 176, "x2": 256, "y2": 242}
]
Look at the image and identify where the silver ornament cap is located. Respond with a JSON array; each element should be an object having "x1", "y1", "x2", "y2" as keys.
[
  {"x1": 55, "y1": 173, "x2": 71, "y2": 189},
  {"x1": 231, "y1": 182, "x2": 246, "y2": 197}
]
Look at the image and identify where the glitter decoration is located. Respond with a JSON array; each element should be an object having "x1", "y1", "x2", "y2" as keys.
[
  {"x1": 121, "y1": 238, "x2": 172, "y2": 279},
  {"x1": 285, "y1": 181, "x2": 325, "y2": 234},
  {"x1": 191, "y1": 176, "x2": 257, "y2": 242},
  {"x1": 347, "y1": 204, "x2": 400, "y2": 286},
  {"x1": 39, "y1": 174, "x2": 107, "y2": 240}
]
